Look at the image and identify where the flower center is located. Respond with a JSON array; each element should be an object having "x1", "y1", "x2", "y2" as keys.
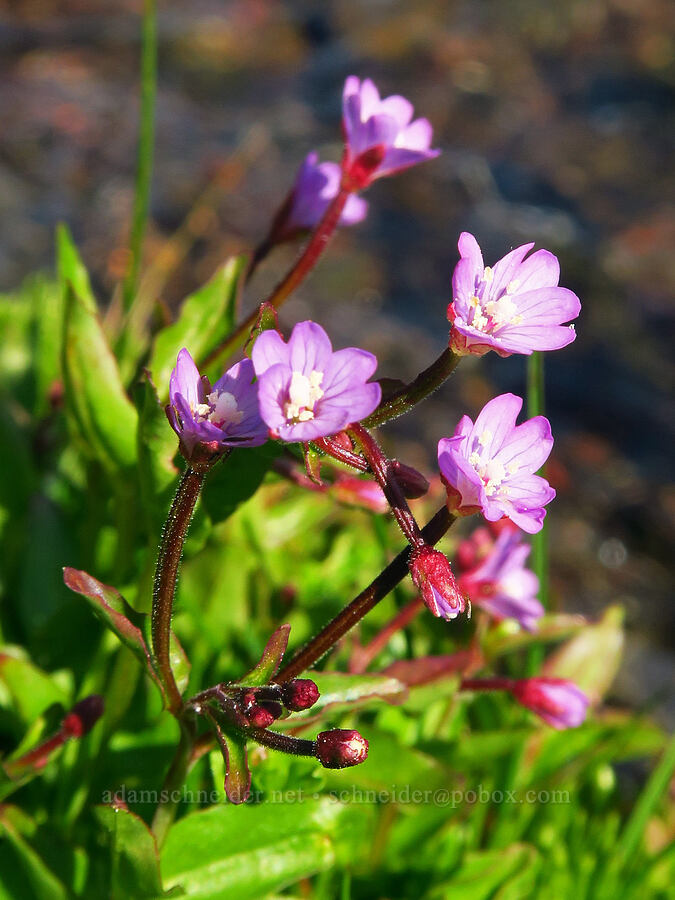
[
  {"x1": 194, "y1": 390, "x2": 244, "y2": 429},
  {"x1": 457, "y1": 270, "x2": 523, "y2": 335},
  {"x1": 467, "y1": 430, "x2": 518, "y2": 497},
  {"x1": 284, "y1": 370, "x2": 324, "y2": 423}
]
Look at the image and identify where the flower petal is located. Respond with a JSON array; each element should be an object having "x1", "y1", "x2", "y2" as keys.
[{"x1": 251, "y1": 330, "x2": 289, "y2": 375}]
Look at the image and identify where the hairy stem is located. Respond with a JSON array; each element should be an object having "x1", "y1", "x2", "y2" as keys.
[
  {"x1": 277, "y1": 505, "x2": 456, "y2": 681},
  {"x1": 151, "y1": 716, "x2": 197, "y2": 847},
  {"x1": 152, "y1": 467, "x2": 205, "y2": 715},
  {"x1": 364, "y1": 348, "x2": 461, "y2": 428},
  {"x1": 349, "y1": 423, "x2": 425, "y2": 549},
  {"x1": 201, "y1": 184, "x2": 350, "y2": 370}
]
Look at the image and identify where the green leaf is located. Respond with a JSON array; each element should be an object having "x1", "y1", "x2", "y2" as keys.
[
  {"x1": 213, "y1": 721, "x2": 251, "y2": 805},
  {"x1": 483, "y1": 613, "x2": 587, "y2": 660},
  {"x1": 56, "y1": 224, "x2": 96, "y2": 314},
  {"x1": 63, "y1": 568, "x2": 163, "y2": 698},
  {"x1": 0, "y1": 810, "x2": 68, "y2": 900},
  {"x1": 169, "y1": 632, "x2": 191, "y2": 696},
  {"x1": 95, "y1": 805, "x2": 166, "y2": 899},
  {"x1": 431, "y1": 844, "x2": 539, "y2": 900},
  {"x1": 135, "y1": 373, "x2": 179, "y2": 536},
  {"x1": 28, "y1": 275, "x2": 64, "y2": 418},
  {"x1": 201, "y1": 443, "x2": 281, "y2": 524},
  {"x1": 161, "y1": 797, "x2": 372, "y2": 898},
  {"x1": 542, "y1": 605, "x2": 624, "y2": 703},
  {"x1": 149, "y1": 257, "x2": 246, "y2": 403},
  {"x1": 240, "y1": 624, "x2": 291, "y2": 687},
  {"x1": 0, "y1": 648, "x2": 69, "y2": 724},
  {"x1": 61, "y1": 281, "x2": 138, "y2": 472}
]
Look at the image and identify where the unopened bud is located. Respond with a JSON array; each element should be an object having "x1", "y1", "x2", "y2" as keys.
[
  {"x1": 316, "y1": 729, "x2": 369, "y2": 769},
  {"x1": 281, "y1": 679, "x2": 320, "y2": 712},
  {"x1": 511, "y1": 678, "x2": 589, "y2": 730},
  {"x1": 409, "y1": 545, "x2": 466, "y2": 620},
  {"x1": 391, "y1": 460, "x2": 430, "y2": 499},
  {"x1": 61, "y1": 695, "x2": 104, "y2": 739},
  {"x1": 246, "y1": 704, "x2": 277, "y2": 728}
]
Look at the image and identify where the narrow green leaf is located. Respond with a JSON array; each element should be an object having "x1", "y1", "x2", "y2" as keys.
[
  {"x1": 149, "y1": 257, "x2": 246, "y2": 403},
  {"x1": 277, "y1": 671, "x2": 406, "y2": 725},
  {"x1": 0, "y1": 812, "x2": 68, "y2": 900},
  {"x1": 240, "y1": 624, "x2": 291, "y2": 687},
  {"x1": 62, "y1": 282, "x2": 138, "y2": 472},
  {"x1": 56, "y1": 224, "x2": 96, "y2": 314},
  {"x1": 28, "y1": 275, "x2": 64, "y2": 418},
  {"x1": 63, "y1": 568, "x2": 163, "y2": 698},
  {"x1": 615, "y1": 735, "x2": 675, "y2": 866},
  {"x1": 95, "y1": 805, "x2": 166, "y2": 899}
]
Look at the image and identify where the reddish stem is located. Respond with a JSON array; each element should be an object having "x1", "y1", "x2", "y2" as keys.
[
  {"x1": 349, "y1": 423, "x2": 425, "y2": 550},
  {"x1": 313, "y1": 436, "x2": 369, "y2": 472},
  {"x1": 201, "y1": 184, "x2": 351, "y2": 370},
  {"x1": 277, "y1": 505, "x2": 456, "y2": 682}
]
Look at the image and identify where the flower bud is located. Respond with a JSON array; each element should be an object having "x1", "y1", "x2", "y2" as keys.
[
  {"x1": 316, "y1": 729, "x2": 369, "y2": 769},
  {"x1": 511, "y1": 678, "x2": 589, "y2": 729},
  {"x1": 409, "y1": 546, "x2": 466, "y2": 620},
  {"x1": 391, "y1": 460, "x2": 430, "y2": 499},
  {"x1": 61, "y1": 695, "x2": 104, "y2": 739},
  {"x1": 281, "y1": 679, "x2": 320, "y2": 712},
  {"x1": 246, "y1": 704, "x2": 277, "y2": 729}
]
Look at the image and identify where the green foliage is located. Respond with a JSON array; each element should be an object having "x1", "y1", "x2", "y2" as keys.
[{"x1": 0, "y1": 241, "x2": 671, "y2": 900}]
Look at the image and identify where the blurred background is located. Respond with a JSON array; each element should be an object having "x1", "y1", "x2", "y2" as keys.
[{"x1": 0, "y1": 0, "x2": 673, "y2": 722}]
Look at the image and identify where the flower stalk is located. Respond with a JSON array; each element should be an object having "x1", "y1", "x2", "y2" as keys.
[
  {"x1": 151, "y1": 466, "x2": 206, "y2": 715},
  {"x1": 277, "y1": 504, "x2": 456, "y2": 681}
]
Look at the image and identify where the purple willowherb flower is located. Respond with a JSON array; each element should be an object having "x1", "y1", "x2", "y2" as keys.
[
  {"x1": 437, "y1": 393, "x2": 555, "y2": 534},
  {"x1": 341, "y1": 76, "x2": 440, "y2": 188},
  {"x1": 409, "y1": 545, "x2": 466, "y2": 620},
  {"x1": 285, "y1": 152, "x2": 368, "y2": 234},
  {"x1": 251, "y1": 320, "x2": 381, "y2": 443},
  {"x1": 458, "y1": 526, "x2": 543, "y2": 631},
  {"x1": 447, "y1": 232, "x2": 580, "y2": 357},
  {"x1": 167, "y1": 349, "x2": 268, "y2": 458},
  {"x1": 511, "y1": 678, "x2": 589, "y2": 729}
]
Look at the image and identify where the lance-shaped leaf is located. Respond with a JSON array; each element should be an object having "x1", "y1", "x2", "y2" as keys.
[
  {"x1": 61, "y1": 277, "x2": 138, "y2": 472},
  {"x1": 239, "y1": 624, "x2": 291, "y2": 687},
  {"x1": 63, "y1": 568, "x2": 163, "y2": 697},
  {"x1": 149, "y1": 256, "x2": 245, "y2": 403},
  {"x1": 0, "y1": 807, "x2": 69, "y2": 900},
  {"x1": 95, "y1": 805, "x2": 167, "y2": 899},
  {"x1": 206, "y1": 712, "x2": 251, "y2": 805}
]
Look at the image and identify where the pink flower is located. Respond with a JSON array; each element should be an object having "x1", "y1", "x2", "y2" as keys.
[
  {"x1": 251, "y1": 321, "x2": 381, "y2": 443},
  {"x1": 409, "y1": 545, "x2": 466, "y2": 620},
  {"x1": 511, "y1": 678, "x2": 589, "y2": 729},
  {"x1": 438, "y1": 393, "x2": 555, "y2": 534},
  {"x1": 167, "y1": 349, "x2": 267, "y2": 458},
  {"x1": 448, "y1": 233, "x2": 580, "y2": 357},
  {"x1": 285, "y1": 152, "x2": 368, "y2": 234},
  {"x1": 342, "y1": 76, "x2": 440, "y2": 189},
  {"x1": 458, "y1": 527, "x2": 543, "y2": 631}
]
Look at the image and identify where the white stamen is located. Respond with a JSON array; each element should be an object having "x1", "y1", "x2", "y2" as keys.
[{"x1": 284, "y1": 370, "x2": 324, "y2": 423}]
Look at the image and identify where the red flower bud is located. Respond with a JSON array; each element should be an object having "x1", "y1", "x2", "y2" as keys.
[
  {"x1": 511, "y1": 678, "x2": 589, "y2": 729},
  {"x1": 391, "y1": 460, "x2": 430, "y2": 499},
  {"x1": 61, "y1": 695, "x2": 104, "y2": 739},
  {"x1": 409, "y1": 546, "x2": 466, "y2": 620},
  {"x1": 281, "y1": 679, "x2": 320, "y2": 712},
  {"x1": 316, "y1": 729, "x2": 369, "y2": 769}
]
